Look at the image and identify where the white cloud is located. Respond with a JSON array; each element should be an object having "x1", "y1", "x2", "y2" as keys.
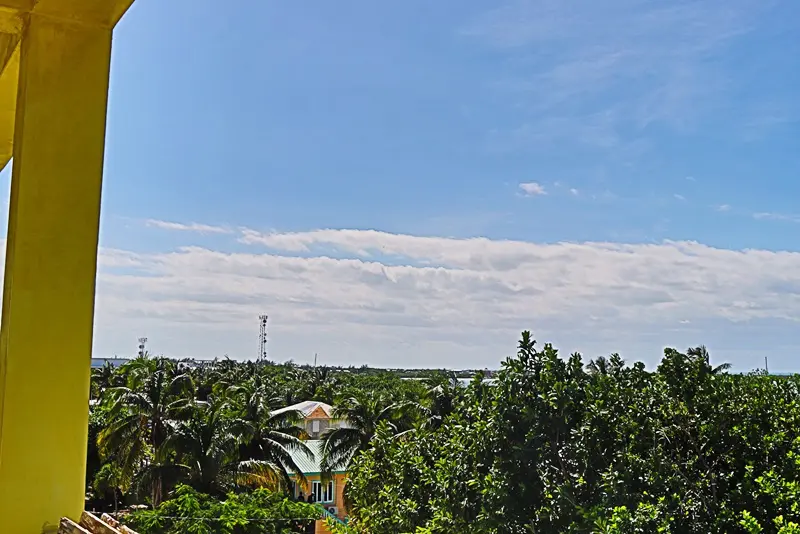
[
  {"x1": 570, "y1": 188, "x2": 579, "y2": 196},
  {"x1": 715, "y1": 204, "x2": 731, "y2": 212},
  {"x1": 518, "y1": 182, "x2": 547, "y2": 196},
  {"x1": 753, "y1": 212, "x2": 800, "y2": 223},
  {"x1": 145, "y1": 219, "x2": 232, "y2": 234},
  {"x1": 79, "y1": 226, "x2": 800, "y2": 368},
  {"x1": 674, "y1": 194, "x2": 686, "y2": 201}
]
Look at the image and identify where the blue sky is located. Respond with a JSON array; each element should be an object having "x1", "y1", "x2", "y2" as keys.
[{"x1": 7, "y1": 0, "x2": 800, "y2": 370}]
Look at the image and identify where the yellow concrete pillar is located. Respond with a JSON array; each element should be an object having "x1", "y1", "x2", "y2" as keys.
[{"x1": 0, "y1": 12, "x2": 113, "y2": 533}]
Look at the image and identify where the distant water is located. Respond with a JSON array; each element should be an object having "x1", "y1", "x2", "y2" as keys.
[{"x1": 91, "y1": 357, "x2": 130, "y2": 368}]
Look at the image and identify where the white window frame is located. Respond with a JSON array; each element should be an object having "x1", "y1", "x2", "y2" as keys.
[
  {"x1": 312, "y1": 419, "x2": 320, "y2": 434},
  {"x1": 311, "y1": 480, "x2": 335, "y2": 503}
]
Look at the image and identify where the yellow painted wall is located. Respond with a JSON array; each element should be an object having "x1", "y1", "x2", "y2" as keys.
[
  {"x1": 0, "y1": 12, "x2": 114, "y2": 532},
  {"x1": 0, "y1": 1, "x2": 136, "y2": 530},
  {"x1": 333, "y1": 473, "x2": 347, "y2": 517},
  {"x1": 293, "y1": 473, "x2": 348, "y2": 519},
  {"x1": 315, "y1": 518, "x2": 333, "y2": 534}
]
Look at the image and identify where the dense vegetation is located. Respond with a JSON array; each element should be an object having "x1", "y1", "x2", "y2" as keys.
[
  {"x1": 88, "y1": 332, "x2": 800, "y2": 533},
  {"x1": 343, "y1": 333, "x2": 800, "y2": 534},
  {"x1": 125, "y1": 485, "x2": 320, "y2": 534},
  {"x1": 86, "y1": 355, "x2": 430, "y2": 532}
]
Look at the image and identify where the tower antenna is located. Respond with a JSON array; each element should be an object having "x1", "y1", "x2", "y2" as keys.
[
  {"x1": 137, "y1": 337, "x2": 148, "y2": 358},
  {"x1": 258, "y1": 315, "x2": 269, "y2": 364}
]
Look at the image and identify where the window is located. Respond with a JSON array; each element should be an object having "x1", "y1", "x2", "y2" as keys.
[
  {"x1": 312, "y1": 420, "x2": 320, "y2": 433},
  {"x1": 311, "y1": 480, "x2": 334, "y2": 503}
]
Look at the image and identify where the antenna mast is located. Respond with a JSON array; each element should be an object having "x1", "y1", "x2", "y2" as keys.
[
  {"x1": 258, "y1": 315, "x2": 269, "y2": 364},
  {"x1": 137, "y1": 337, "x2": 148, "y2": 358}
]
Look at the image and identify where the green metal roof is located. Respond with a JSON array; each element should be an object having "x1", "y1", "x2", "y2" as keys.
[{"x1": 285, "y1": 440, "x2": 346, "y2": 476}]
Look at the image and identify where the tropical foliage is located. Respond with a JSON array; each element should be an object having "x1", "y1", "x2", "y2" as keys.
[
  {"x1": 342, "y1": 332, "x2": 800, "y2": 533},
  {"x1": 88, "y1": 332, "x2": 800, "y2": 533},
  {"x1": 86, "y1": 356, "x2": 426, "y2": 514},
  {"x1": 320, "y1": 393, "x2": 408, "y2": 475},
  {"x1": 124, "y1": 484, "x2": 321, "y2": 534}
]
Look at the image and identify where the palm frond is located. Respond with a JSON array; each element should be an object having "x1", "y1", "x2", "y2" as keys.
[
  {"x1": 230, "y1": 459, "x2": 285, "y2": 491},
  {"x1": 321, "y1": 427, "x2": 362, "y2": 473}
]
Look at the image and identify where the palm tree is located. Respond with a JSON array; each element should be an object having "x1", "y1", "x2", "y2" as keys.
[
  {"x1": 227, "y1": 374, "x2": 284, "y2": 426},
  {"x1": 165, "y1": 398, "x2": 307, "y2": 496},
  {"x1": 130, "y1": 441, "x2": 188, "y2": 510},
  {"x1": 93, "y1": 462, "x2": 125, "y2": 513},
  {"x1": 202, "y1": 357, "x2": 254, "y2": 399},
  {"x1": 306, "y1": 366, "x2": 337, "y2": 402},
  {"x1": 586, "y1": 356, "x2": 610, "y2": 376},
  {"x1": 98, "y1": 356, "x2": 193, "y2": 505},
  {"x1": 227, "y1": 375, "x2": 313, "y2": 486},
  {"x1": 320, "y1": 393, "x2": 402, "y2": 474},
  {"x1": 688, "y1": 345, "x2": 731, "y2": 374},
  {"x1": 284, "y1": 366, "x2": 338, "y2": 405},
  {"x1": 418, "y1": 372, "x2": 463, "y2": 431},
  {"x1": 90, "y1": 362, "x2": 116, "y2": 400}
]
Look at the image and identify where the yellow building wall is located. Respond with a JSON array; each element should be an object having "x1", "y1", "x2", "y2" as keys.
[
  {"x1": 0, "y1": 11, "x2": 115, "y2": 533},
  {"x1": 334, "y1": 473, "x2": 347, "y2": 516},
  {"x1": 0, "y1": 2, "x2": 135, "y2": 530},
  {"x1": 313, "y1": 475, "x2": 347, "y2": 534},
  {"x1": 294, "y1": 472, "x2": 348, "y2": 519},
  {"x1": 315, "y1": 518, "x2": 333, "y2": 534}
]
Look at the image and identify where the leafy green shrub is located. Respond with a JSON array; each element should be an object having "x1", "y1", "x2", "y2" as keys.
[
  {"x1": 344, "y1": 332, "x2": 800, "y2": 534},
  {"x1": 124, "y1": 485, "x2": 320, "y2": 534}
]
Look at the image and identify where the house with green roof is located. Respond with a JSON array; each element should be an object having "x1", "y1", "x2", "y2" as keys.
[{"x1": 276, "y1": 402, "x2": 351, "y2": 532}]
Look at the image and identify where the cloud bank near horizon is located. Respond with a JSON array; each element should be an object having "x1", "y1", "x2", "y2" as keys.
[{"x1": 81, "y1": 222, "x2": 800, "y2": 370}]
